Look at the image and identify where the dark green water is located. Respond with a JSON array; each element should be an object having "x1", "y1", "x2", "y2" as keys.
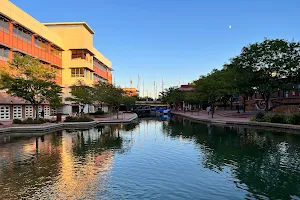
[{"x1": 1, "y1": 116, "x2": 300, "y2": 200}]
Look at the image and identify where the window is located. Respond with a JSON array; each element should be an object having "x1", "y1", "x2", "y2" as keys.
[
  {"x1": 90, "y1": 72, "x2": 93, "y2": 80},
  {"x1": 0, "y1": 17, "x2": 9, "y2": 33},
  {"x1": 71, "y1": 68, "x2": 85, "y2": 77},
  {"x1": 13, "y1": 25, "x2": 32, "y2": 44},
  {"x1": 34, "y1": 37, "x2": 48, "y2": 51},
  {"x1": 13, "y1": 105, "x2": 22, "y2": 119},
  {"x1": 51, "y1": 47, "x2": 62, "y2": 58},
  {"x1": 71, "y1": 50, "x2": 87, "y2": 59},
  {"x1": 0, "y1": 48, "x2": 9, "y2": 61},
  {"x1": 285, "y1": 91, "x2": 289, "y2": 98},
  {"x1": 0, "y1": 106, "x2": 10, "y2": 120}
]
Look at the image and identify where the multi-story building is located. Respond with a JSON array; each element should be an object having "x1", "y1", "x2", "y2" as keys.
[
  {"x1": 123, "y1": 88, "x2": 139, "y2": 97},
  {"x1": 0, "y1": 0, "x2": 113, "y2": 120}
]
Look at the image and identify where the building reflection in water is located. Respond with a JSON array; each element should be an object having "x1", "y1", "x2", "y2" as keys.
[{"x1": 0, "y1": 125, "x2": 129, "y2": 200}]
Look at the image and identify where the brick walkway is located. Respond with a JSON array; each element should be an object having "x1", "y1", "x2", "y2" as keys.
[{"x1": 172, "y1": 110, "x2": 253, "y2": 123}]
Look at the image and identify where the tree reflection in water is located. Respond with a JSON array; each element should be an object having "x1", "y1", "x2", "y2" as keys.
[
  {"x1": 0, "y1": 124, "x2": 132, "y2": 200},
  {"x1": 163, "y1": 116, "x2": 300, "y2": 200}
]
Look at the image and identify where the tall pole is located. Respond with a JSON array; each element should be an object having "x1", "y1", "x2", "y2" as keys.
[
  {"x1": 162, "y1": 78, "x2": 164, "y2": 93},
  {"x1": 155, "y1": 84, "x2": 158, "y2": 100},
  {"x1": 130, "y1": 77, "x2": 132, "y2": 88},
  {"x1": 154, "y1": 78, "x2": 156, "y2": 100},
  {"x1": 143, "y1": 80, "x2": 144, "y2": 97}
]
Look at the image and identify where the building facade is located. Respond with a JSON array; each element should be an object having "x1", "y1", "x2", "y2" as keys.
[
  {"x1": 0, "y1": 0, "x2": 113, "y2": 120},
  {"x1": 123, "y1": 88, "x2": 139, "y2": 97}
]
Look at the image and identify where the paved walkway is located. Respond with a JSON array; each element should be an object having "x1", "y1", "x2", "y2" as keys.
[
  {"x1": 0, "y1": 112, "x2": 138, "y2": 130},
  {"x1": 93, "y1": 112, "x2": 137, "y2": 123},
  {"x1": 171, "y1": 110, "x2": 300, "y2": 131},
  {"x1": 172, "y1": 110, "x2": 253, "y2": 123}
]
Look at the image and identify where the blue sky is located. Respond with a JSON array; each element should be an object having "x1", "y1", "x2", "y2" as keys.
[{"x1": 10, "y1": 0, "x2": 300, "y2": 98}]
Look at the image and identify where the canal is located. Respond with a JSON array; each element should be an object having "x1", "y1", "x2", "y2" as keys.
[{"x1": 1, "y1": 116, "x2": 300, "y2": 199}]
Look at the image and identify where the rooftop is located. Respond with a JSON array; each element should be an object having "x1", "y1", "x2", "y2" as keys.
[{"x1": 43, "y1": 22, "x2": 95, "y2": 34}]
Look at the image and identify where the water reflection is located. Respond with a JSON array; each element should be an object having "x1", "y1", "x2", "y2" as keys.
[
  {"x1": 0, "y1": 125, "x2": 129, "y2": 200},
  {"x1": 164, "y1": 116, "x2": 300, "y2": 199},
  {"x1": 0, "y1": 118, "x2": 300, "y2": 199}
]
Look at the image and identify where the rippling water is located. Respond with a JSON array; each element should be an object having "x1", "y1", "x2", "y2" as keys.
[{"x1": 1, "y1": 116, "x2": 300, "y2": 200}]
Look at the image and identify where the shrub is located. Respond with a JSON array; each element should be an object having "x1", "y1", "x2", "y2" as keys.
[
  {"x1": 13, "y1": 118, "x2": 50, "y2": 124},
  {"x1": 286, "y1": 113, "x2": 300, "y2": 125},
  {"x1": 255, "y1": 112, "x2": 265, "y2": 121},
  {"x1": 89, "y1": 110, "x2": 105, "y2": 116},
  {"x1": 13, "y1": 119, "x2": 22, "y2": 124},
  {"x1": 64, "y1": 115, "x2": 94, "y2": 122},
  {"x1": 269, "y1": 114, "x2": 286, "y2": 124}
]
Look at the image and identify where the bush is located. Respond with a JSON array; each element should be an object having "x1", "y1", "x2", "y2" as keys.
[
  {"x1": 13, "y1": 119, "x2": 22, "y2": 124},
  {"x1": 286, "y1": 113, "x2": 300, "y2": 125},
  {"x1": 64, "y1": 115, "x2": 94, "y2": 122},
  {"x1": 269, "y1": 114, "x2": 286, "y2": 124},
  {"x1": 252, "y1": 112, "x2": 300, "y2": 125},
  {"x1": 13, "y1": 118, "x2": 50, "y2": 124},
  {"x1": 89, "y1": 110, "x2": 105, "y2": 116}
]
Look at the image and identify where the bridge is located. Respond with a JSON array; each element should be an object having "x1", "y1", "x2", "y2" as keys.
[{"x1": 135, "y1": 101, "x2": 168, "y2": 107}]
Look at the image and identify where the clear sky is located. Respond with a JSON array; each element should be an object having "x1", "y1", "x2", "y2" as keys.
[{"x1": 10, "y1": 0, "x2": 300, "y2": 98}]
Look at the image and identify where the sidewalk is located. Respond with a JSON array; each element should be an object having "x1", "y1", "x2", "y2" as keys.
[
  {"x1": 93, "y1": 112, "x2": 138, "y2": 123},
  {"x1": 172, "y1": 110, "x2": 252, "y2": 123},
  {"x1": 171, "y1": 110, "x2": 300, "y2": 131},
  {"x1": 0, "y1": 112, "x2": 138, "y2": 134}
]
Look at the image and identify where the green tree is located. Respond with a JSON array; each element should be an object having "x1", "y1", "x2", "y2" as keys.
[
  {"x1": 194, "y1": 69, "x2": 230, "y2": 118},
  {"x1": 0, "y1": 53, "x2": 62, "y2": 119},
  {"x1": 122, "y1": 95, "x2": 136, "y2": 111},
  {"x1": 66, "y1": 80, "x2": 94, "y2": 116},
  {"x1": 235, "y1": 38, "x2": 300, "y2": 112}
]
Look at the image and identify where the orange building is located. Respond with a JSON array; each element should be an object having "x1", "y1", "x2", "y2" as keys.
[
  {"x1": 123, "y1": 88, "x2": 139, "y2": 97},
  {"x1": 0, "y1": 0, "x2": 113, "y2": 120}
]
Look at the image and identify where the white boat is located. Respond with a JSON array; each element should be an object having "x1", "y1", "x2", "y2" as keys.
[{"x1": 163, "y1": 109, "x2": 170, "y2": 114}]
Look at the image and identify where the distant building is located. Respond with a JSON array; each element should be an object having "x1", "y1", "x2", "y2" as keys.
[
  {"x1": 123, "y1": 88, "x2": 139, "y2": 97},
  {"x1": 179, "y1": 84, "x2": 194, "y2": 91}
]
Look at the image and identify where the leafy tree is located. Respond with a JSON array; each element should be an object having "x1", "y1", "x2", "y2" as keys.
[
  {"x1": 122, "y1": 95, "x2": 136, "y2": 111},
  {"x1": 0, "y1": 53, "x2": 62, "y2": 119},
  {"x1": 65, "y1": 80, "x2": 94, "y2": 115},
  {"x1": 224, "y1": 58, "x2": 258, "y2": 112},
  {"x1": 194, "y1": 69, "x2": 230, "y2": 118},
  {"x1": 236, "y1": 38, "x2": 300, "y2": 112}
]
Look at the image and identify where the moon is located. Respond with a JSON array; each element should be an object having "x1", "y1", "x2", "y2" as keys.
[{"x1": 229, "y1": 25, "x2": 232, "y2": 29}]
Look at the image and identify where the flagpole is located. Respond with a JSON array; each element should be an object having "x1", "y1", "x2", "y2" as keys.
[{"x1": 143, "y1": 80, "x2": 144, "y2": 97}]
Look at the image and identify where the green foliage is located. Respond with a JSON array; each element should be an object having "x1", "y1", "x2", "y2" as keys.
[
  {"x1": 64, "y1": 115, "x2": 94, "y2": 122},
  {"x1": 13, "y1": 118, "x2": 51, "y2": 124},
  {"x1": 252, "y1": 113, "x2": 300, "y2": 125},
  {"x1": 93, "y1": 81, "x2": 124, "y2": 108},
  {"x1": 89, "y1": 110, "x2": 106, "y2": 116},
  {"x1": 66, "y1": 80, "x2": 94, "y2": 106},
  {"x1": 286, "y1": 114, "x2": 300, "y2": 125}
]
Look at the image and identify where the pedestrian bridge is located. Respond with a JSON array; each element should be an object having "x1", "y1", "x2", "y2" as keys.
[{"x1": 135, "y1": 101, "x2": 167, "y2": 107}]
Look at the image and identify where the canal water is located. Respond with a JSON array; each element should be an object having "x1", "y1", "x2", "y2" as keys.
[{"x1": 1, "y1": 116, "x2": 300, "y2": 200}]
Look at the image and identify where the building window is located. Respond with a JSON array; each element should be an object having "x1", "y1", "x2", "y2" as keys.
[
  {"x1": 285, "y1": 91, "x2": 289, "y2": 98},
  {"x1": 34, "y1": 37, "x2": 48, "y2": 52},
  {"x1": 13, "y1": 105, "x2": 22, "y2": 119},
  {"x1": 71, "y1": 50, "x2": 87, "y2": 59},
  {"x1": 0, "y1": 106, "x2": 10, "y2": 120},
  {"x1": 90, "y1": 72, "x2": 93, "y2": 80},
  {"x1": 93, "y1": 59, "x2": 108, "y2": 72},
  {"x1": 13, "y1": 25, "x2": 32, "y2": 44},
  {"x1": 0, "y1": 17, "x2": 9, "y2": 34},
  {"x1": 0, "y1": 48, "x2": 9, "y2": 61},
  {"x1": 51, "y1": 46, "x2": 62, "y2": 58},
  {"x1": 71, "y1": 68, "x2": 85, "y2": 77}
]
